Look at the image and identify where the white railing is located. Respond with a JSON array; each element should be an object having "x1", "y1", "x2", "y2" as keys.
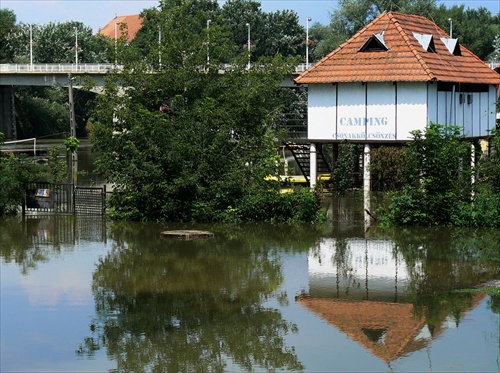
[
  {"x1": 1, "y1": 60, "x2": 497, "y2": 74},
  {"x1": 0, "y1": 63, "x2": 121, "y2": 73},
  {"x1": 488, "y1": 61, "x2": 500, "y2": 69}
]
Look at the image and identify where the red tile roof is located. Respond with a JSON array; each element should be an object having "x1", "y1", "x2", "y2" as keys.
[
  {"x1": 295, "y1": 11, "x2": 500, "y2": 85},
  {"x1": 99, "y1": 15, "x2": 143, "y2": 42}
]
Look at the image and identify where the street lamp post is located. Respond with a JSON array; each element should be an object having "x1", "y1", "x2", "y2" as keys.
[
  {"x1": 29, "y1": 24, "x2": 33, "y2": 70},
  {"x1": 448, "y1": 18, "x2": 453, "y2": 38},
  {"x1": 306, "y1": 17, "x2": 312, "y2": 69},
  {"x1": 114, "y1": 21, "x2": 121, "y2": 65},
  {"x1": 207, "y1": 19, "x2": 211, "y2": 68},
  {"x1": 74, "y1": 27, "x2": 78, "y2": 69},
  {"x1": 246, "y1": 22, "x2": 250, "y2": 70},
  {"x1": 158, "y1": 27, "x2": 162, "y2": 68}
]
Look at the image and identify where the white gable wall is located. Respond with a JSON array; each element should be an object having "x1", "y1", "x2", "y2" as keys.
[{"x1": 307, "y1": 82, "x2": 498, "y2": 142}]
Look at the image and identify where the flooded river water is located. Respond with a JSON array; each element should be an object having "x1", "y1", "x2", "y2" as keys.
[{"x1": 1, "y1": 204, "x2": 499, "y2": 372}]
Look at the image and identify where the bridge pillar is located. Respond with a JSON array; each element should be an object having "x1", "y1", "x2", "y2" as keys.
[
  {"x1": 363, "y1": 143, "x2": 371, "y2": 227},
  {"x1": 310, "y1": 142, "x2": 317, "y2": 188},
  {"x1": 0, "y1": 85, "x2": 16, "y2": 140}
]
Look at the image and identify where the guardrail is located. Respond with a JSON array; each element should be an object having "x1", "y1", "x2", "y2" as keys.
[
  {"x1": 0, "y1": 63, "x2": 121, "y2": 73},
  {"x1": 488, "y1": 61, "x2": 500, "y2": 69},
  {"x1": 1, "y1": 63, "x2": 313, "y2": 74},
  {"x1": 1, "y1": 61, "x2": 497, "y2": 74}
]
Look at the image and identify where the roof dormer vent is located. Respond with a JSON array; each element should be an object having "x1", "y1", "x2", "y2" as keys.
[
  {"x1": 440, "y1": 37, "x2": 461, "y2": 56},
  {"x1": 359, "y1": 32, "x2": 388, "y2": 52},
  {"x1": 413, "y1": 32, "x2": 436, "y2": 52}
]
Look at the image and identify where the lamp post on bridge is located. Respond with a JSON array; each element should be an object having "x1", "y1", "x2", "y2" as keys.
[
  {"x1": 207, "y1": 19, "x2": 211, "y2": 68},
  {"x1": 246, "y1": 22, "x2": 251, "y2": 70},
  {"x1": 306, "y1": 17, "x2": 312, "y2": 69},
  {"x1": 29, "y1": 24, "x2": 33, "y2": 71},
  {"x1": 114, "y1": 21, "x2": 121, "y2": 65},
  {"x1": 158, "y1": 26, "x2": 162, "y2": 68},
  {"x1": 74, "y1": 27, "x2": 78, "y2": 69}
]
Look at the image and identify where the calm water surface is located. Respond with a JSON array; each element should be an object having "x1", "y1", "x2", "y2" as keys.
[{"x1": 1, "y1": 211, "x2": 499, "y2": 372}]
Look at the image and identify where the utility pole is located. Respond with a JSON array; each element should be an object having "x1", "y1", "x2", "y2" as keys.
[{"x1": 68, "y1": 74, "x2": 78, "y2": 185}]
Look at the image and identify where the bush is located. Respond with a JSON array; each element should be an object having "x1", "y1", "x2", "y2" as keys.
[{"x1": 380, "y1": 123, "x2": 478, "y2": 226}]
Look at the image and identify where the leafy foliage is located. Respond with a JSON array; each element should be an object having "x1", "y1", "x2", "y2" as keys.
[
  {"x1": 431, "y1": 4, "x2": 500, "y2": 60},
  {"x1": 91, "y1": 0, "x2": 321, "y2": 223},
  {"x1": 331, "y1": 141, "x2": 361, "y2": 196},
  {"x1": 380, "y1": 123, "x2": 500, "y2": 227},
  {"x1": 370, "y1": 145, "x2": 406, "y2": 191},
  {"x1": 0, "y1": 132, "x2": 48, "y2": 215},
  {"x1": 0, "y1": 9, "x2": 16, "y2": 63},
  {"x1": 6, "y1": 20, "x2": 109, "y2": 64}
]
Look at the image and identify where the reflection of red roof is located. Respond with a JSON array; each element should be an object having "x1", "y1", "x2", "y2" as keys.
[
  {"x1": 297, "y1": 292, "x2": 488, "y2": 363},
  {"x1": 295, "y1": 11, "x2": 500, "y2": 85},
  {"x1": 298, "y1": 298, "x2": 430, "y2": 363},
  {"x1": 99, "y1": 15, "x2": 142, "y2": 42}
]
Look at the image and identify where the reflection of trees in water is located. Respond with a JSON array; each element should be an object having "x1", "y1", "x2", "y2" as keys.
[
  {"x1": 369, "y1": 227, "x2": 500, "y2": 325},
  {"x1": 79, "y1": 223, "x2": 316, "y2": 372},
  {"x1": 0, "y1": 216, "x2": 106, "y2": 274},
  {"x1": 0, "y1": 216, "x2": 64, "y2": 274}
]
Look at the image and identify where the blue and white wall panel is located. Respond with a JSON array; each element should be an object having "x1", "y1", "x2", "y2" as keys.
[
  {"x1": 307, "y1": 82, "x2": 498, "y2": 142},
  {"x1": 396, "y1": 82, "x2": 428, "y2": 140},
  {"x1": 336, "y1": 83, "x2": 366, "y2": 140},
  {"x1": 366, "y1": 82, "x2": 397, "y2": 140},
  {"x1": 307, "y1": 84, "x2": 336, "y2": 139}
]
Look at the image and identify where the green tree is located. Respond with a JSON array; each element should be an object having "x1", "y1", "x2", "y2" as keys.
[
  {"x1": 331, "y1": 141, "x2": 361, "y2": 196},
  {"x1": 487, "y1": 34, "x2": 500, "y2": 62},
  {"x1": 6, "y1": 21, "x2": 108, "y2": 64},
  {"x1": 0, "y1": 8, "x2": 16, "y2": 63},
  {"x1": 90, "y1": 0, "x2": 319, "y2": 223},
  {"x1": 431, "y1": 4, "x2": 499, "y2": 60},
  {"x1": 382, "y1": 123, "x2": 473, "y2": 226},
  {"x1": 0, "y1": 132, "x2": 47, "y2": 215},
  {"x1": 220, "y1": 0, "x2": 304, "y2": 61}
]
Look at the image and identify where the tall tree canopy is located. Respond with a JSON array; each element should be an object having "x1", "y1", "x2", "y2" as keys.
[
  {"x1": 6, "y1": 21, "x2": 109, "y2": 64},
  {"x1": 90, "y1": 0, "x2": 319, "y2": 222},
  {"x1": 0, "y1": 9, "x2": 16, "y2": 63}
]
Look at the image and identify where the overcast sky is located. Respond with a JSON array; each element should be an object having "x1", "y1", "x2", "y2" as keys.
[{"x1": 2, "y1": 0, "x2": 499, "y2": 33}]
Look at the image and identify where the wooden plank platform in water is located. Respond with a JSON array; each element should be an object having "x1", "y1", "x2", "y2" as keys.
[{"x1": 160, "y1": 230, "x2": 214, "y2": 240}]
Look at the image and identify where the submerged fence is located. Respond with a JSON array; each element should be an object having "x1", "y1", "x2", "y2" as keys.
[{"x1": 24, "y1": 182, "x2": 107, "y2": 216}]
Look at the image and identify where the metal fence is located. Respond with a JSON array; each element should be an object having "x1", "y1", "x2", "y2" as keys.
[
  {"x1": 74, "y1": 186, "x2": 107, "y2": 215},
  {"x1": 24, "y1": 182, "x2": 106, "y2": 216}
]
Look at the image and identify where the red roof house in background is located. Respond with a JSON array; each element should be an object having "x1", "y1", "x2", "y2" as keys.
[
  {"x1": 294, "y1": 11, "x2": 500, "y2": 188},
  {"x1": 99, "y1": 15, "x2": 143, "y2": 42}
]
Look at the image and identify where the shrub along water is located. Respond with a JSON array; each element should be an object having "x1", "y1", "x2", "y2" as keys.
[{"x1": 379, "y1": 123, "x2": 500, "y2": 227}]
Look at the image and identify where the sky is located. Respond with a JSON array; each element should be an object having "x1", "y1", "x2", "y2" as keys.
[{"x1": 2, "y1": 0, "x2": 499, "y2": 33}]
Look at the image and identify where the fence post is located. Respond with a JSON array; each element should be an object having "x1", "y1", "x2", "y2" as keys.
[
  {"x1": 102, "y1": 185, "x2": 107, "y2": 216},
  {"x1": 72, "y1": 184, "x2": 76, "y2": 215}
]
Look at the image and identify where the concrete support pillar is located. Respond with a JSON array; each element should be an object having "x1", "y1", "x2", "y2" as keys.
[
  {"x1": 310, "y1": 142, "x2": 317, "y2": 189},
  {"x1": 471, "y1": 142, "x2": 476, "y2": 187},
  {"x1": 363, "y1": 144, "x2": 371, "y2": 193},
  {"x1": 363, "y1": 143, "x2": 371, "y2": 228},
  {"x1": 0, "y1": 86, "x2": 16, "y2": 140}
]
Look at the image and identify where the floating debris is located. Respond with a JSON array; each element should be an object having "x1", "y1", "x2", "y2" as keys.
[{"x1": 160, "y1": 230, "x2": 214, "y2": 240}]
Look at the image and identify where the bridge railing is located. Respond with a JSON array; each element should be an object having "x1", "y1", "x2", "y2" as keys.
[{"x1": 0, "y1": 63, "x2": 121, "y2": 73}]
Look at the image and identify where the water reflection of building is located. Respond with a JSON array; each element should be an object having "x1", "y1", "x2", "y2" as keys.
[
  {"x1": 308, "y1": 238, "x2": 412, "y2": 302},
  {"x1": 298, "y1": 238, "x2": 486, "y2": 363}
]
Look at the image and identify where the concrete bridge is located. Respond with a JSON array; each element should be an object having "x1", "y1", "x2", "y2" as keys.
[{"x1": 0, "y1": 63, "x2": 307, "y2": 139}]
